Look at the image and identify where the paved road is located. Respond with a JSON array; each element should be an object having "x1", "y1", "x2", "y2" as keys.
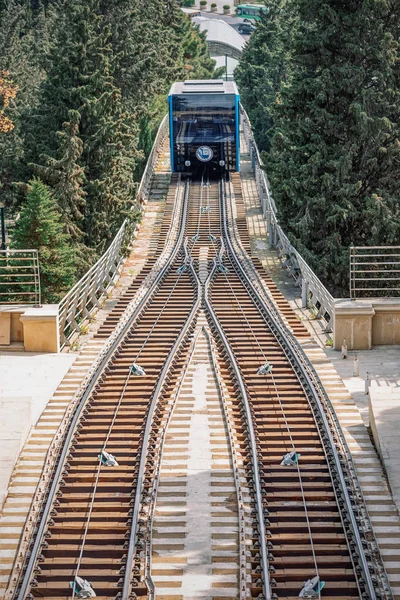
[
  {"x1": 194, "y1": 9, "x2": 251, "y2": 38},
  {"x1": 197, "y1": 11, "x2": 240, "y2": 24}
]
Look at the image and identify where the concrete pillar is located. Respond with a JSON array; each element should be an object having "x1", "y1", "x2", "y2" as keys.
[
  {"x1": 20, "y1": 305, "x2": 60, "y2": 353},
  {"x1": 0, "y1": 307, "x2": 24, "y2": 345},
  {"x1": 301, "y1": 279, "x2": 309, "y2": 309},
  {"x1": 269, "y1": 223, "x2": 275, "y2": 248},
  {"x1": 334, "y1": 301, "x2": 375, "y2": 350},
  {"x1": 371, "y1": 302, "x2": 400, "y2": 345},
  {"x1": 0, "y1": 312, "x2": 11, "y2": 345}
]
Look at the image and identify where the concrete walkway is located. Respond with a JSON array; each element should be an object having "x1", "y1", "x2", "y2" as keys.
[
  {"x1": 0, "y1": 351, "x2": 76, "y2": 507},
  {"x1": 325, "y1": 346, "x2": 400, "y2": 426},
  {"x1": 0, "y1": 351, "x2": 76, "y2": 425}
]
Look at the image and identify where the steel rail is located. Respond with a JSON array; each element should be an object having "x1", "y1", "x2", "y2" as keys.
[
  {"x1": 204, "y1": 326, "x2": 249, "y2": 600},
  {"x1": 204, "y1": 254, "x2": 272, "y2": 600},
  {"x1": 225, "y1": 178, "x2": 392, "y2": 598},
  {"x1": 15, "y1": 180, "x2": 190, "y2": 600},
  {"x1": 141, "y1": 237, "x2": 199, "y2": 600},
  {"x1": 122, "y1": 238, "x2": 202, "y2": 600},
  {"x1": 8, "y1": 177, "x2": 187, "y2": 600},
  {"x1": 219, "y1": 179, "x2": 378, "y2": 600},
  {"x1": 144, "y1": 308, "x2": 204, "y2": 600}
]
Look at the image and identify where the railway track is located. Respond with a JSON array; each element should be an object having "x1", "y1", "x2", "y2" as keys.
[{"x1": 10, "y1": 175, "x2": 391, "y2": 600}]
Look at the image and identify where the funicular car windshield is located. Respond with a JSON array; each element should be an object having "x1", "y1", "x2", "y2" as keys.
[{"x1": 172, "y1": 93, "x2": 236, "y2": 145}]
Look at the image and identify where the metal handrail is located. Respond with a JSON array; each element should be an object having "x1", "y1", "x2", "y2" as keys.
[
  {"x1": 240, "y1": 106, "x2": 335, "y2": 326},
  {"x1": 57, "y1": 115, "x2": 169, "y2": 348},
  {"x1": 0, "y1": 249, "x2": 41, "y2": 306},
  {"x1": 350, "y1": 245, "x2": 400, "y2": 299}
]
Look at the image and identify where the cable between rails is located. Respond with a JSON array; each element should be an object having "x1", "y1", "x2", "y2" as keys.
[
  {"x1": 16, "y1": 177, "x2": 193, "y2": 600},
  {"x1": 71, "y1": 183, "x2": 193, "y2": 594},
  {"x1": 70, "y1": 369, "x2": 133, "y2": 600},
  {"x1": 212, "y1": 177, "x2": 322, "y2": 596}
]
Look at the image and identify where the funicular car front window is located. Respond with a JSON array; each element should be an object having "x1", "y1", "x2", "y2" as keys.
[{"x1": 172, "y1": 94, "x2": 236, "y2": 144}]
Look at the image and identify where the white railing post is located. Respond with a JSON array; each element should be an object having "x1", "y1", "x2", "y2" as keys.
[{"x1": 302, "y1": 278, "x2": 309, "y2": 308}]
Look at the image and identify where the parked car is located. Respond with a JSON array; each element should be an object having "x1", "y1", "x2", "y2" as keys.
[{"x1": 238, "y1": 22, "x2": 256, "y2": 34}]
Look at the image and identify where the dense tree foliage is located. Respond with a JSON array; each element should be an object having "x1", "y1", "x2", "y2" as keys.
[
  {"x1": 236, "y1": 0, "x2": 400, "y2": 293},
  {"x1": 0, "y1": 0, "x2": 216, "y2": 297}
]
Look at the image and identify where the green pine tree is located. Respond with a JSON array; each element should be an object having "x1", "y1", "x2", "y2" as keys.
[
  {"x1": 24, "y1": 0, "x2": 140, "y2": 250},
  {"x1": 12, "y1": 178, "x2": 76, "y2": 302},
  {"x1": 0, "y1": 0, "x2": 51, "y2": 211},
  {"x1": 2, "y1": 0, "x2": 219, "y2": 267},
  {"x1": 30, "y1": 109, "x2": 86, "y2": 241},
  {"x1": 235, "y1": 0, "x2": 298, "y2": 152},
  {"x1": 264, "y1": 0, "x2": 400, "y2": 292}
]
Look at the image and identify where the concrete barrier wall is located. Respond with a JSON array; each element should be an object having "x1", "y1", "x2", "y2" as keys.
[
  {"x1": 0, "y1": 305, "x2": 59, "y2": 352},
  {"x1": 334, "y1": 299, "x2": 400, "y2": 350}
]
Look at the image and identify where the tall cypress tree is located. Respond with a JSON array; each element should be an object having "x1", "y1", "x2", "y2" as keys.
[
  {"x1": 31, "y1": 109, "x2": 86, "y2": 241},
  {"x1": 235, "y1": 0, "x2": 298, "y2": 152},
  {"x1": 265, "y1": 0, "x2": 400, "y2": 292},
  {"x1": 1, "y1": 0, "x2": 219, "y2": 277},
  {"x1": 24, "y1": 0, "x2": 139, "y2": 250},
  {"x1": 0, "y1": 0, "x2": 51, "y2": 210}
]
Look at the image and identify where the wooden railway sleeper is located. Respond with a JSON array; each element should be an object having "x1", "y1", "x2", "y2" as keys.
[
  {"x1": 215, "y1": 182, "x2": 361, "y2": 596},
  {"x1": 228, "y1": 292, "x2": 389, "y2": 596},
  {"x1": 122, "y1": 251, "x2": 201, "y2": 600},
  {"x1": 220, "y1": 178, "x2": 390, "y2": 600},
  {"x1": 12, "y1": 179, "x2": 191, "y2": 600}
]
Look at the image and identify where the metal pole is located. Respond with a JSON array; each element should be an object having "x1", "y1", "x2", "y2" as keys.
[
  {"x1": 353, "y1": 353, "x2": 359, "y2": 377},
  {"x1": 350, "y1": 244, "x2": 354, "y2": 299},
  {"x1": 0, "y1": 206, "x2": 6, "y2": 251},
  {"x1": 301, "y1": 278, "x2": 309, "y2": 309},
  {"x1": 268, "y1": 223, "x2": 275, "y2": 248},
  {"x1": 365, "y1": 371, "x2": 370, "y2": 395},
  {"x1": 225, "y1": 54, "x2": 228, "y2": 81}
]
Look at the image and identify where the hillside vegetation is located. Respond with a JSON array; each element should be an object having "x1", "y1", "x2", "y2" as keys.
[
  {"x1": 236, "y1": 0, "x2": 400, "y2": 294},
  {"x1": 0, "y1": 0, "x2": 216, "y2": 300}
]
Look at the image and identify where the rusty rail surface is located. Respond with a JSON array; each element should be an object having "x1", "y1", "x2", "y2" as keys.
[{"x1": 12, "y1": 175, "x2": 391, "y2": 600}]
